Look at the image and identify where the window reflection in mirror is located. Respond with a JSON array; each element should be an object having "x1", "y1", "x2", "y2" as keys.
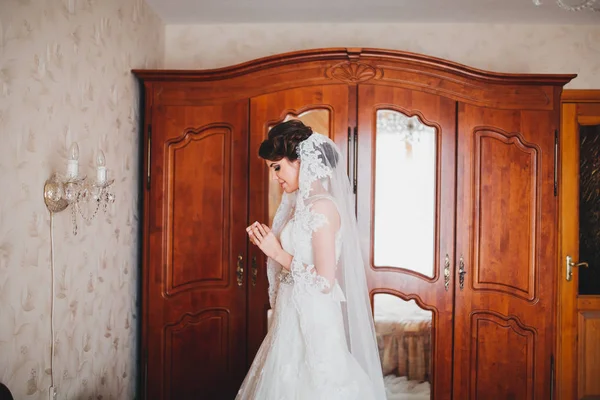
[{"x1": 374, "y1": 110, "x2": 437, "y2": 278}]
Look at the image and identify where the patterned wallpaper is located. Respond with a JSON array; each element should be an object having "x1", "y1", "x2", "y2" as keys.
[
  {"x1": 0, "y1": 0, "x2": 163, "y2": 399},
  {"x1": 164, "y1": 23, "x2": 600, "y2": 88}
]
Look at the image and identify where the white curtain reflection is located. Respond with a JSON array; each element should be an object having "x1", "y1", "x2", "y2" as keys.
[{"x1": 374, "y1": 110, "x2": 437, "y2": 277}]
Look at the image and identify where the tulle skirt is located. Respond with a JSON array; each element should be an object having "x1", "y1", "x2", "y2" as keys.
[{"x1": 236, "y1": 283, "x2": 377, "y2": 400}]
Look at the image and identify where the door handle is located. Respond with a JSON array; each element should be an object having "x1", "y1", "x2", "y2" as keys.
[
  {"x1": 458, "y1": 255, "x2": 466, "y2": 291},
  {"x1": 566, "y1": 255, "x2": 589, "y2": 282},
  {"x1": 444, "y1": 254, "x2": 450, "y2": 291},
  {"x1": 236, "y1": 254, "x2": 244, "y2": 286},
  {"x1": 251, "y1": 256, "x2": 258, "y2": 287}
]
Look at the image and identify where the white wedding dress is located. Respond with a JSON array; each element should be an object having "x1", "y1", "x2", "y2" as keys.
[
  {"x1": 236, "y1": 204, "x2": 377, "y2": 399},
  {"x1": 236, "y1": 132, "x2": 386, "y2": 400}
]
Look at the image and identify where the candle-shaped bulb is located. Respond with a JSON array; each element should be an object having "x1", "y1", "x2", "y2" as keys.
[
  {"x1": 67, "y1": 142, "x2": 79, "y2": 179},
  {"x1": 96, "y1": 150, "x2": 106, "y2": 167},
  {"x1": 69, "y1": 142, "x2": 79, "y2": 161},
  {"x1": 96, "y1": 150, "x2": 107, "y2": 184}
]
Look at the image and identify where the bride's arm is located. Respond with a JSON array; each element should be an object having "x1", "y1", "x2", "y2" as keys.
[
  {"x1": 247, "y1": 223, "x2": 292, "y2": 269},
  {"x1": 290, "y1": 198, "x2": 340, "y2": 293},
  {"x1": 309, "y1": 199, "x2": 340, "y2": 287},
  {"x1": 273, "y1": 248, "x2": 293, "y2": 271}
]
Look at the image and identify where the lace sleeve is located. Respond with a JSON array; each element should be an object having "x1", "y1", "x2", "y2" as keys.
[{"x1": 290, "y1": 198, "x2": 340, "y2": 293}]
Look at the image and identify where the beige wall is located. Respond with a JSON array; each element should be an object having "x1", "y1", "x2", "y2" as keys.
[
  {"x1": 0, "y1": 0, "x2": 163, "y2": 398},
  {"x1": 165, "y1": 23, "x2": 600, "y2": 88}
]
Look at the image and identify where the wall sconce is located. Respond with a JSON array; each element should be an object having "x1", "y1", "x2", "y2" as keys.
[{"x1": 43, "y1": 142, "x2": 115, "y2": 235}]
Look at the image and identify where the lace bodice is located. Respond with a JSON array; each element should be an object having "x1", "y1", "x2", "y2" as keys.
[
  {"x1": 276, "y1": 196, "x2": 346, "y2": 297},
  {"x1": 279, "y1": 218, "x2": 342, "y2": 265}
]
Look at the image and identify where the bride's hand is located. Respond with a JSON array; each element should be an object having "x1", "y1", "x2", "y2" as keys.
[{"x1": 246, "y1": 222, "x2": 282, "y2": 260}]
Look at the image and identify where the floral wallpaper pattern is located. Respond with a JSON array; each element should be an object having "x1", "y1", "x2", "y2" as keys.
[
  {"x1": 165, "y1": 23, "x2": 600, "y2": 88},
  {"x1": 0, "y1": 0, "x2": 163, "y2": 399}
]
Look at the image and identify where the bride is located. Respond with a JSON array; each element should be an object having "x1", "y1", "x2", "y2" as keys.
[{"x1": 236, "y1": 120, "x2": 387, "y2": 400}]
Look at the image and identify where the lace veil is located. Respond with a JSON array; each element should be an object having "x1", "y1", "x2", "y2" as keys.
[{"x1": 266, "y1": 132, "x2": 386, "y2": 398}]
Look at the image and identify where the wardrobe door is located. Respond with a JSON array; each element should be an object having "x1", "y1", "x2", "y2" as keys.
[
  {"x1": 145, "y1": 101, "x2": 249, "y2": 400},
  {"x1": 247, "y1": 85, "x2": 350, "y2": 363},
  {"x1": 357, "y1": 85, "x2": 456, "y2": 400},
  {"x1": 453, "y1": 103, "x2": 557, "y2": 400}
]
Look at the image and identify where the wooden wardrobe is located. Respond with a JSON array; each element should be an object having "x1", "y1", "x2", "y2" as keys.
[{"x1": 133, "y1": 48, "x2": 575, "y2": 400}]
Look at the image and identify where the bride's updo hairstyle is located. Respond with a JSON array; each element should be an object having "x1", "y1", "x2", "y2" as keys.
[{"x1": 258, "y1": 119, "x2": 339, "y2": 167}]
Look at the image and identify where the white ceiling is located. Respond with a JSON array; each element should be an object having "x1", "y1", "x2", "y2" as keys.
[{"x1": 146, "y1": 0, "x2": 600, "y2": 24}]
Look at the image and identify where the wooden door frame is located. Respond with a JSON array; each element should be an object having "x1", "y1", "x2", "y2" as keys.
[{"x1": 557, "y1": 89, "x2": 600, "y2": 400}]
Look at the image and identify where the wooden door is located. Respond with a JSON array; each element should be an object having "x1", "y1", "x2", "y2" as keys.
[
  {"x1": 356, "y1": 85, "x2": 456, "y2": 400},
  {"x1": 453, "y1": 103, "x2": 557, "y2": 400},
  {"x1": 557, "y1": 93, "x2": 600, "y2": 400},
  {"x1": 145, "y1": 101, "x2": 249, "y2": 399},
  {"x1": 247, "y1": 85, "x2": 350, "y2": 362}
]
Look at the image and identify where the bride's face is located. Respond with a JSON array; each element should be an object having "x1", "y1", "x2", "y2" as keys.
[{"x1": 266, "y1": 158, "x2": 300, "y2": 193}]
